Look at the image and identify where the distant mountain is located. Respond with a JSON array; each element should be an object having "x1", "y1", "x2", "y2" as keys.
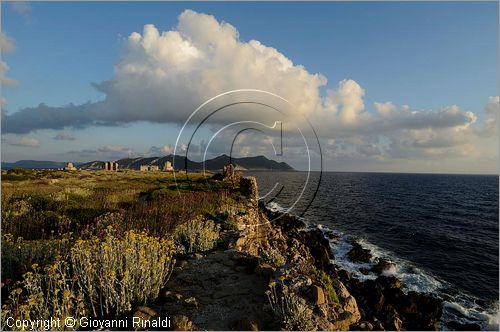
[
  {"x1": 1, "y1": 160, "x2": 68, "y2": 170},
  {"x1": 2, "y1": 155, "x2": 294, "y2": 171}
]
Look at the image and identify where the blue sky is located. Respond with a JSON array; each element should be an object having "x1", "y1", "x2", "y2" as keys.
[{"x1": 1, "y1": 1, "x2": 498, "y2": 173}]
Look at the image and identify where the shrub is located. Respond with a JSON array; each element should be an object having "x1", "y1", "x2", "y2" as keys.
[
  {"x1": 1, "y1": 173, "x2": 31, "y2": 181},
  {"x1": 261, "y1": 247, "x2": 286, "y2": 267},
  {"x1": 79, "y1": 212, "x2": 125, "y2": 239},
  {"x1": 1, "y1": 193, "x2": 73, "y2": 239},
  {"x1": 122, "y1": 191, "x2": 223, "y2": 236},
  {"x1": 70, "y1": 229, "x2": 175, "y2": 317},
  {"x1": 2, "y1": 168, "x2": 34, "y2": 181},
  {"x1": 212, "y1": 211, "x2": 239, "y2": 231},
  {"x1": 266, "y1": 282, "x2": 315, "y2": 330},
  {"x1": 310, "y1": 268, "x2": 339, "y2": 304},
  {"x1": 174, "y1": 216, "x2": 220, "y2": 254},
  {"x1": 22, "y1": 193, "x2": 59, "y2": 211},
  {"x1": 1, "y1": 234, "x2": 72, "y2": 281},
  {"x1": 1, "y1": 198, "x2": 31, "y2": 220},
  {"x1": 224, "y1": 217, "x2": 239, "y2": 231},
  {"x1": 2, "y1": 210, "x2": 72, "y2": 240},
  {"x1": 66, "y1": 207, "x2": 111, "y2": 226},
  {"x1": 1, "y1": 262, "x2": 88, "y2": 331}
]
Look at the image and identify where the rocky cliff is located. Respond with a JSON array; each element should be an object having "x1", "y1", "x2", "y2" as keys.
[{"x1": 133, "y1": 175, "x2": 442, "y2": 331}]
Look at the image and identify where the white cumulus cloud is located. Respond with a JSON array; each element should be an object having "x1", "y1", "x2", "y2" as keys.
[{"x1": 0, "y1": 9, "x2": 497, "y2": 171}]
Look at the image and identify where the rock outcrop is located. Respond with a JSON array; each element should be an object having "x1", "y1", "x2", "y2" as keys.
[{"x1": 153, "y1": 175, "x2": 442, "y2": 331}]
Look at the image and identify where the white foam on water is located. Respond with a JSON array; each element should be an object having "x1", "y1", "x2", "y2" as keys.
[
  {"x1": 316, "y1": 224, "x2": 497, "y2": 331},
  {"x1": 266, "y1": 201, "x2": 287, "y2": 213},
  {"x1": 265, "y1": 204, "x2": 498, "y2": 331},
  {"x1": 442, "y1": 300, "x2": 499, "y2": 331}
]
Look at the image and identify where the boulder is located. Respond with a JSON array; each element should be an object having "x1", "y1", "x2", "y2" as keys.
[
  {"x1": 298, "y1": 228, "x2": 332, "y2": 268},
  {"x1": 372, "y1": 258, "x2": 395, "y2": 275},
  {"x1": 333, "y1": 280, "x2": 351, "y2": 300},
  {"x1": 324, "y1": 230, "x2": 339, "y2": 240},
  {"x1": 311, "y1": 285, "x2": 326, "y2": 305},
  {"x1": 347, "y1": 241, "x2": 372, "y2": 263},
  {"x1": 397, "y1": 291, "x2": 442, "y2": 330},
  {"x1": 133, "y1": 306, "x2": 157, "y2": 330},
  {"x1": 343, "y1": 295, "x2": 362, "y2": 323},
  {"x1": 331, "y1": 311, "x2": 357, "y2": 330},
  {"x1": 345, "y1": 274, "x2": 442, "y2": 331},
  {"x1": 172, "y1": 315, "x2": 192, "y2": 331},
  {"x1": 381, "y1": 304, "x2": 402, "y2": 331},
  {"x1": 135, "y1": 306, "x2": 157, "y2": 317},
  {"x1": 255, "y1": 263, "x2": 275, "y2": 280},
  {"x1": 352, "y1": 321, "x2": 374, "y2": 331}
]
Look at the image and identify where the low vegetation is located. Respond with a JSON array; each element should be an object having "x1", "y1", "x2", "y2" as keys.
[
  {"x1": 0, "y1": 169, "x2": 237, "y2": 329},
  {"x1": 174, "y1": 216, "x2": 220, "y2": 254},
  {"x1": 266, "y1": 282, "x2": 315, "y2": 331},
  {"x1": 310, "y1": 268, "x2": 340, "y2": 304},
  {"x1": 260, "y1": 247, "x2": 287, "y2": 267}
]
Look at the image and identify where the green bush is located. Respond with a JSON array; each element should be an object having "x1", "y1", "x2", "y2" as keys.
[
  {"x1": 1, "y1": 234, "x2": 72, "y2": 281},
  {"x1": 23, "y1": 193, "x2": 59, "y2": 211},
  {"x1": 261, "y1": 247, "x2": 286, "y2": 267},
  {"x1": 66, "y1": 207, "x2": 112, "y2": 225},
  {"x1": 1, "y1": 174, "x2": 31, "y2": 181},
  {"x1": 310, "y1": 268, "x2": 339, "y2": 303}
]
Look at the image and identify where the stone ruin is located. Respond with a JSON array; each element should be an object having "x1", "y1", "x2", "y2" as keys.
[
  {"x1": 223, "y1": 163, "x2": 241, "y2": 186},
  {"x1": 239, "y1": 176, "x2": 259, "y2": 207},
  {"x1": 163, "y1": 161, "x2": 174, "y2": 172},
  {"x1": 104, "y1": 161, "x2": 119, "y2": 171},
  {"x1": 64, "y1": 162, "x2": 77, "y2": 171},
  {"x1": 140, "y1": 165, "x2": 159, "y2": 171}
]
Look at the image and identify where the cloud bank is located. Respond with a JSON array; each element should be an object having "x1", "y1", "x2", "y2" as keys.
[
  {"x1": 1, "y1": 9, "x2": 498, "y2": 168},
  {"x1": 3, "y1": 136, "x2": 40, "y2": 147}
]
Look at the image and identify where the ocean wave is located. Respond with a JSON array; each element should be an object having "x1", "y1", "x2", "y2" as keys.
[
  {"x1": 266, "y1": 201, "x2": 289, "y2": 214},
  {"x1": 318, "y1": 225, "x2": 499, "y2": 329},
  {"x1": 262, "y1": 172, "x2": 499, "y2": 331},
  {"x1": 441, "y1": 297, "x2": 499, "y2": 331},
  {"x1": 266, "y1": 201, "x2": 499, "y2": 331},
  {"x1": 316, "y1": 224, "x2": 499, "y2": 331}
]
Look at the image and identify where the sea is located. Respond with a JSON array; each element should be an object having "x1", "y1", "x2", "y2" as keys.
[{"x1": 245, "y1": 171, "x2": 499, "y2": 330}]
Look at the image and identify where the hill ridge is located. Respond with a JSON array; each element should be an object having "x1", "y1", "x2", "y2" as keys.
[{"x1": 2, "y1": 155, "x2": 294, "y2": 171}]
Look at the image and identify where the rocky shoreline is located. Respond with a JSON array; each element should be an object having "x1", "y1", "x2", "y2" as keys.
[
  {"x1": 130, "y1": 175, "x2": 448, "y2": 331},
  {"x1": 262, "y1": 205, "x2": 443, "y2": 331}
]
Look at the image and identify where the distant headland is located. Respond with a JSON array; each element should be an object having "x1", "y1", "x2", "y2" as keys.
[{"x1": 1, "y1": 154, "x2": 294, "y2": 172}]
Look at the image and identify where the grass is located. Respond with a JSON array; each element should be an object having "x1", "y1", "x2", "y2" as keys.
[
  {"x1": 310, "y1": 268, "x2": 340, "y2": 304},
  {"x1": 1, "y1": 169, "x2": 238, "y2": 328}
]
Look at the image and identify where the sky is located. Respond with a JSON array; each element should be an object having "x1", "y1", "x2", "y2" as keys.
[{"x1": 1, "y1": 1, "x2": 498, "y2": 174}]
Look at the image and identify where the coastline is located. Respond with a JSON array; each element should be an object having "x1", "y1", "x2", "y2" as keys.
[
  {"x1": 2, "y1": 170, "x2": 496, "y2": 331},
  {"x1": 261, "y1": 201, "x2": 443, "y2": 330},
  {"x1": 153, "y1": 174, "x2": 496, "y2": 330},
  {"x1": 263, "y1": 196, "x2": 499, "y2": 331}
]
